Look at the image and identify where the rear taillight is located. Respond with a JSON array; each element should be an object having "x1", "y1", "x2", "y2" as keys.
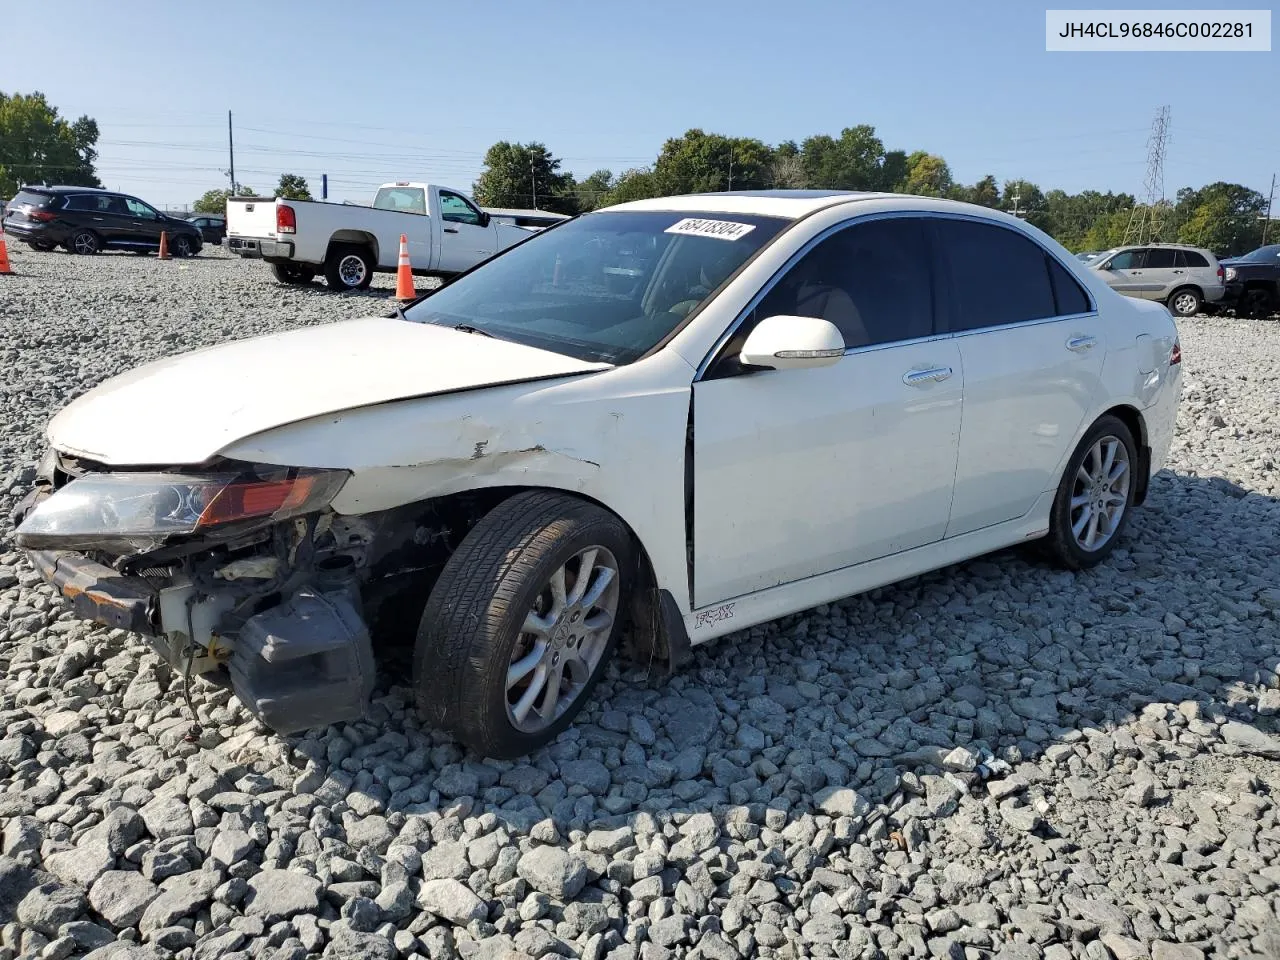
[
  {"x1": 276, "y1": 205, "x2": 296, "y2": 234},
  {"x1": 29, "y1": 210, "x2": 55, "y2": 222},
  {"x1": 1217, "y1": 265, "x2": 1224, "y2": 280},
  {"x1": 1170, "y1": 342, "x2": 1181, "y2": 365}
]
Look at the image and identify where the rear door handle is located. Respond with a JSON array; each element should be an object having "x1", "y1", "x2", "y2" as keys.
[
  {"x1": 443, "y1": 227, "x2": 459, "y2": 234},
  {"x1": 903, "y1": 366, "x2": 953, "y2": 386},
  {"x1": 1172, "y1": 269, "x2": 1185, "y2": 274},
  {"x1": 1067, "y1": 335, "x2": 1097, "y2": 352}
]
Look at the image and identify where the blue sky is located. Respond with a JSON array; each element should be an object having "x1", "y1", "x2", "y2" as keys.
[{"x1": 2, "y1": 0, "x2": 1274, "y2": 208}]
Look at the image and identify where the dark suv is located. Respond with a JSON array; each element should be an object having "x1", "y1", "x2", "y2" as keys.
[
  {"x1": 1218, "y1": 243, "x2": 1280, "y2": 318},
  {"x1": 2, "y1": 186, "x2": 203, "y2": 257}
]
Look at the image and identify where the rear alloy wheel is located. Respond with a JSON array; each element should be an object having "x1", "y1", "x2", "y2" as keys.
[
  {"x1": 272, "y1": 263, "x2": 315, "y2": 286},
  {"x1": 70, "y1": 230, "x2": 100, "y2": 255},
  {"x1": 324, "y1": 244, "x2": 374, "y2": 291},
  {"x1": 1043, "y1": 415, "x2": 1137, "y2": 570},
  {"x1": 1167, "y1": 287, "x2": 1202, "y2": 317},
  {"x1": 413, "y1": 491, "x2": 632, "y2": 758}
]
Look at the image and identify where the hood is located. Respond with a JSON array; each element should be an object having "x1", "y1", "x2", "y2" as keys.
[{"x1": 48, "y1": 316, "x2": 609, "y2": 465}]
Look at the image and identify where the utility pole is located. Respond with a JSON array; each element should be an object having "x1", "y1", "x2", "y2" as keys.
[
  {"x1": 1264, "y1": 173, "x2": 1276, "y2": 245},
  {"x1": 228, "y1": 110, "x2": 236, "y2": 196},
  {"x1": 1010, "y1": 193, "x2": 1022, "y2": 218},
  {"x1": 530, "y1": 155, "x2": 538, "y2": 210}
]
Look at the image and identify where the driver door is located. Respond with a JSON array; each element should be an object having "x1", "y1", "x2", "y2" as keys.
[
  {"x1": 1099, "y1": 248, "x2": 1147, "y2": 296},
  {"x1": 690, "y1": 216, "x2": 963, "y2": 608},
  {"x1": 436, "y1": 190, "x2": 497, "y2": 272}
]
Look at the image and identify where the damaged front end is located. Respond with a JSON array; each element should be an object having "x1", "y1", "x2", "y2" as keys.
[{"x1": 13, "y1": 450, "x2": 380, "y2": 735}]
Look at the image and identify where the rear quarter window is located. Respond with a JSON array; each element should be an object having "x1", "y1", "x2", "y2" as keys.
[
  {"x1": 1047, "y1": 258, "x2": 1092, "y2": 315},
  {"x1": 1175, "y1": 250, "x2": 1209, "y2": 268}
]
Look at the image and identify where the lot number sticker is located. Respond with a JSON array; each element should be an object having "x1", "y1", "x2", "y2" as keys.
[{"x1": 664, "y1": 218, "x2": 756, "y2": 241}]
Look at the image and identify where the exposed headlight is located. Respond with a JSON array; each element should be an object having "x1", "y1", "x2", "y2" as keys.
[
  {"x1": 15, "y1": 466, "x2": 348, "y2": 553},
  {"x1": 1224, "y1": 267, "x2": 1237, "y2": 281}
]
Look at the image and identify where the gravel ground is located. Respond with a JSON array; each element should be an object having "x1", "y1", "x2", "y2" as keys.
[{"x1": 0, "y1": 244, "x2": 1278, "y2": 960}]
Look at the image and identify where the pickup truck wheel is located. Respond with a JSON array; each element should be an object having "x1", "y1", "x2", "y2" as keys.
[
  {"x1": 413, "y1": 491, "x2": 633, "y2": 758},
  {"x1": 1167, "y1": 287, "x2": 1201, "y2": 317},
  {"x1": 324, "y1": 244, "x2": 374, "y2": 291},
  {"x1": 1241, "y1": 287, "x2": 1276, "y2": 319},
  {"x1": 272, "y1": 263, "x2": 315, "y2": 286},
  {"x1": 1041, "y1": 414, "x2": 1137, "y2": 571}
]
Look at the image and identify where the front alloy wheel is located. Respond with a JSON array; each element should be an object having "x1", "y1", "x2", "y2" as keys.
[
  {"x1": 171, "y1": 235, "x2": 194, "y2": 257},
  {"x1": 414, "y1": 491, "x2": 633, "y2": 758}
]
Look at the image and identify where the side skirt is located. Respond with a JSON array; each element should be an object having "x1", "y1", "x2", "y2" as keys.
[{"x1": 682, "y1": 491, "x2": 1054, "y2": 644}]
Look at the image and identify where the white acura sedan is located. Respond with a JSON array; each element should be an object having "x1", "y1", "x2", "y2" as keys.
[{"x1": 14, "y1": 190, "x2": 1182, "y2": 758}]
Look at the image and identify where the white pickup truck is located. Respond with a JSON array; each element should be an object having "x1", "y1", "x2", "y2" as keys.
[{"x1": 226, "y1": 182, "x2": 568, "y2": 291}]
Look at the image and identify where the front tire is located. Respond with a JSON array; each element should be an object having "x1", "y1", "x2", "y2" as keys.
[
  {"x1": 1240, "y1": 286, "x2": 1276, "y2": 319},
  {"x1": 170, "y1": 234, "x2": 194, "y2": 258},
  {"x1": 413, "y1": 491, "x2": 633, "y2": 758},
  {"x1": 1043, "y1": 415, "x2": 1138, "y2": 570},
  {"x1": 1167, "y1": 287, "x2": 1201, "y2": 318},
  {"x1": 324, "y1": 244, "x2": 374, "y2": 291},
  {"x1": 69, "y1": 230, "x2": 101, "y2": 255}
]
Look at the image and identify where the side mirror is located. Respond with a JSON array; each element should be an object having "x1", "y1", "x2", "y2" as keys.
[
  {"x1": 739, "y1": 315, "x2": 845, "y2": 371},
  {"x1": 478, "y1": 212, "x2": 491, "y2": 228}
]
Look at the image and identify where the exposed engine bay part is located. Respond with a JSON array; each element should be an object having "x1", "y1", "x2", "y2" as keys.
[{"x1": 231, "y1": 587, "x2": 375, "y2": 735}]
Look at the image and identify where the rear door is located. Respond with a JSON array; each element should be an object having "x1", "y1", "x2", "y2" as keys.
[
  {"x1": 935, "y1": 217, "x2": 1106, "y2": 537},
  {"x1": 66, "y1": 194, "x2": 134, "y2": 245},
  {"x1": 436, "y1": 189, "x2": 498, "y2": 272},
  {"x1": 1140, "y1": 247, "x2": 1178, "y2": 298}
]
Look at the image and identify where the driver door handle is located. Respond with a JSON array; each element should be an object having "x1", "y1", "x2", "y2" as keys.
[
  {"x1": 443, "y1": 227, "x2": 459, "y2": 234},
  {"x1": 903, "y1": 366, "x2": 952, "y2": 386},
  {"x1": 1067, "y1": 335, "x2": 1097, "y2": 353}
]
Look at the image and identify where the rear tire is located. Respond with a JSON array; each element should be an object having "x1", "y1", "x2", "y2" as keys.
[
  {"x1": 1042, "y1": 415, "x2": 1138, "y2": 570},
  {"x1": 413, "y1": 491, "x2": 633, "y2": 758},
  {"x1": 27, "y1": 241, "x2": 55, "y2": 252},
  {"x1": 1167, "y1": 287, "x2": 1201, "y2": 317},
  {"x1": 272, "y1": 263, "x2": 315, "y2": 286},
  {"x1": 69, "y1": 230, "x2": 101, "y2": 255},
  {"x1": 324, "y1": 244, "x2": 374, "y2": 291}
]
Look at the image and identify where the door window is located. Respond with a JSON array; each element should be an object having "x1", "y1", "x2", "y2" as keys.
[
  {"x1": 754, "y1": 217, "x2": 937, "y2": 349},
  {"x1": 123, "y1": 198, "x2": 158, "y2": 220},
  {"x1": 1107, "y1": 249, "x2": 1144, "y2": 270},
  {"x1": 934, "y1": 218, "x2": 1060, "y2": 331},
  {"x1": 1144, "y1": 248, "x2": 1176, "y2": 268},
  {"x1": 439, "y1": 191, "x2": 483, "y2": 226},
  {"x1": 1174, "y1": 249, "x2": 1208, "y2": 267}
]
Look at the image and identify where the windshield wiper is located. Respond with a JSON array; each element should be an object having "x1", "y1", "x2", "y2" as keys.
[{"x1": 450, "y1": 323, "x2": 496, "y2": 338}]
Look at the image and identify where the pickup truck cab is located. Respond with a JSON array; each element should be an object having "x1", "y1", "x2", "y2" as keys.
[{"x1": 226, "y1": 182, "x2": 549, "y2": 290}]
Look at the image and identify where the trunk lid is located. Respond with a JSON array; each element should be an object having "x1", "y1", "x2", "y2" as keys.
[{"x1": 226, "y1": 197, "x2": 281, "y2": 239}]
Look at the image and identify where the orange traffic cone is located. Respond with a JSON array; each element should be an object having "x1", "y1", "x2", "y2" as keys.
[
  {"x1": 0, "y1": 235, "x2": 11, "y2": 275},
  {"x1": 157, "y1": 231, "x2": 170, "y2": 260},
  {"x1": 394, "y1": 234, "x2": 416, "y2": 301}
]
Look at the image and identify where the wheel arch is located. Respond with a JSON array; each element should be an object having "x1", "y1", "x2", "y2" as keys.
[
  {"x1": 1099, "y1": 403, "x2": 1151, "y2": 505},
  {"x1": 327, "y1": 231, "x2": 379, "y2": 262},
  {"x1": 356, "y1": 483, "x2": 690, "y2": 670}
]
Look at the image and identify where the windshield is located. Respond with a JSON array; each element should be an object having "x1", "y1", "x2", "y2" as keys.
[
  {"x1": 401, "y1": 210, "x2": 790, "y2": 364},
  {"x1": 373, "y1": 186, "x2": 427, "y2": 214},
  {"x1": 1237, "y1": 244, "x2": 1280, "y2": 263}
]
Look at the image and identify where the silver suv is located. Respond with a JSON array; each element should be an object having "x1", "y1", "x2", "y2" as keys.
[{"x1": 1088, "y1": 243, "x2": 1225, "y2": 317}]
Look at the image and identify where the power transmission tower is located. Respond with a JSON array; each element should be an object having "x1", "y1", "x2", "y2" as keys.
[{"x1": 1123, "y1": 106, "x2": 1171, "y2": 246}]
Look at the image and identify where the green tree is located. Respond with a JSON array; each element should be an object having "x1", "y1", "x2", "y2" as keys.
[
  {"x1": 605, "y1": 168, "x2": 659, "y2": 205},
  {"x1": 800, "y1": 125, "x2": 886, "y2": 191},
  {"x1": 1172, "y1": 182, "x2": 1265, "y2": 255},
  {"x1": 275, "y1": 173, "x2": 312, "y2": 200},
  {"x1": 949, "y1": 174, "x2": 1000, "y2": 208},
  {"x1": 900, "y1": 151, "x2": 953, "y2": 197},
  {"x1": 192, "y1": 186, "x2": 256, "y2": 214},
  {"x1": 0, "y1": 91, "x2": 100, "y2": 196},
  {"x1": 650, "y1": 129, "x2": 773, "y2": 194},
  {"x1": 474, "y1": 141, "x2": 578, "y2": 215},
  {"x1": 574, "y1": 169, "x2": 613, "y2": 212}
]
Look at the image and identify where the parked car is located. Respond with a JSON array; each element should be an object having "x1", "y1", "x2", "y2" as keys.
[
  {"x1": 1086, "y1": 243, "x2": 1225, "y2": 317},
  {"x1": 186, "y1": 214, "x2": 227, "y2": 245},
  {"x1": 2, "y1": 186, "x2": 204, "y2": 257},
  {"x1": 1218, "y1": 243, "x2": 1280, "y2": 318},
  {"x1": 1075, "y1": 251, "x2": 1102, "y2": 263},
  {"x1": 13, "y1": 190, "x2": 1181, "y2": 758},
  {"x1": 225, "y1": 182, "x2": 546, "y2": 291}
]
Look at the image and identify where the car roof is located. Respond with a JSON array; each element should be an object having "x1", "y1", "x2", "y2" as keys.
[
  {"x1": 604, "y1": 189, "x2": 899, "y2": 219},
  {"x1": 601, "y1": 189, "x2": 1036, "y2": 223}
]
